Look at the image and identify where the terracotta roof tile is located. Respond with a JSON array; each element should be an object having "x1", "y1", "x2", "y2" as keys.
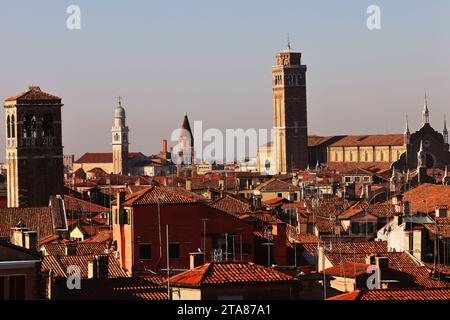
[
  {"x1": 41, "y1": 254, "x2": 128, "y2": 278},
  {"x1": 209, "y1": 194, "x2": 252, "y2": 215},
  {"x1": 75, "y1": 152, "x2": 144, "y2": 164},
  {"x1": 121, "y1": 186, "x2": 197, "y2": 206},
  {"x1": 329, "y1": 134, "x2": 404, "y2": 147},
  {"x1": 170, "y1": 262, "x2": 294, "y2": 287},
  {"x1": 5, "y1": 86, "x2": 61, "y2": 103}
]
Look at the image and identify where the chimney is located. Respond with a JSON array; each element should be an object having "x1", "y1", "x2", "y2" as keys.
[
  {"x1": 219, "y1": 178, "x2": 225, "y2": 190},
  {"x1": 162, "y1": 139, "x2": 168, "y2": 153},
  {"x1": 65, "y1": 241, "x2": 77, "y2": 255},
  {"x1": 253, "y1": 194, "x2": 262, "y2": 210},
  {"x1": 88, "y1": 256, "x2": 109, "y2": 279},
  {"x1": 189, "y1": 252, "x2": 204, "y2": 269},
  {"x1": 185, "y1": 178, "x2": 192, "y2": 191},
  {"x1": 435, "y1": 205, "x2": 448, "y2": 218},
  {"x1": 375, "y1": 256, "x2": 389, "y2": 275},
  {"x1": 364, "y1": 184, "x2": 372, "y2": 200},
  {"x1": 23, "y1": 231, "x2": 38, "y2": 251},
  {"x1": 117, "y1": 191, "x2": 126, "y2": 208},
  {"x1": 11, "y1": 221, "x2": 28, "y2": 248}
]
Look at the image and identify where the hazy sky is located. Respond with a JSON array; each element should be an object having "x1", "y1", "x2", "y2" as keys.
[{"x1": 0, "y1": 0, "x2": 449, "y2": 161}]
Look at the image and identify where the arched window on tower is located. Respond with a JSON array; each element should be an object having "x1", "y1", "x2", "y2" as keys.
[
  {"x1": 11, "y1": 115, "x2": 15, "y2": 138},
  {"x1": 42, "y1": 114, "x2": 54, "y2": 137},
  {"x1": 7, "y1": 115, "x2": 11, "y2": 138}
]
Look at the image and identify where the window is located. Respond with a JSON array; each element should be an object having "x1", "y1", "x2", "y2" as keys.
[
  {"x1": 277, "y1": 193, "x2": 283, "y2": 198},
  {"x1": 380, "y1": 152, "x2": 384, "y2": 161},
  {"x1": 351, "y1": 222, "x2": 360, "y2": 234},
  {"x1": 335, "y1": 152, "x2": 339, "y2": 161},
  {"x1": 42, "y1": 114, "x2": 53, "y2": 137},
  {"x1": 345, "y1": 177, "x2": 351, "y2": 183},
  {"x1": 7, "y1": 115, "x2": 10, "y2": 138},
  {"x1": 9, "y1": 276, "x2": 25, "y2": 300},
  {"x1": 11, "y1": 115, "x2": 15, "y2": 138},
  {"x1": 367, "y1": 222, "x2": 375, "y2": 234},
  {"x1": 169, "y1": 243, "x2": 180, "y2": 259},
  {"x1": 354, "y1": 177, "x2": 361, "y2": 183},
  {"x1": 364, "y1": 151, "x2": 368, "y2": 162},
  {"x1": 23, "y1": 114, "x2": 37, "y2": 138},
  {"x1": 139, "y1": 244, "x2": 152, "y2": 260},
  {"x1": 290, "y1": 193, "x2": 298, "y2": 201}
]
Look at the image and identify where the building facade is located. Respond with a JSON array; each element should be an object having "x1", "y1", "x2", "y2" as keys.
[{"x1": 4, "y1": 86, "x2": 64, "y2": 207}]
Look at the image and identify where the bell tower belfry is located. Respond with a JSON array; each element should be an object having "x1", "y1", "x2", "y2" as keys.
[
  {"x1": 4, "y1": 86, "x2": 64, "y2": 207},
  {"x1": 112, "y1": 97, "x2": 129, "y2": 175},
  {"x1": 272, "y1": 41, "x2": 309, "y2": 173}
]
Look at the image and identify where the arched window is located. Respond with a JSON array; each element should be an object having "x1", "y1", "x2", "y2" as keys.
[
  {"x1": 11, "y1": 115, "x2": 15, "y2": 138},
  {"x1": 7, "y1": 115, "x2": 10, "y2": 138},
  {"x1": 380, "y1": 151, "x2": 384, "y2": 161},
  {"x1": 350, "y1": 152, "x2": 353, "y2": 162},
  {"x1": 335, "y1": 152, "x2": 339, "y2": 161},
  {"x1": 23, "y1": 114, "x2": 37, "y2": 138},
  {"x1": 364, "y1": 151, "x2": 368, "y2": 162},
  {"x1": 42, "y1": 114, "x2": 53, "y2": 137}
]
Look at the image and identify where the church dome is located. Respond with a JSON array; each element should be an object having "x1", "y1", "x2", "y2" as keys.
[{"x1": 115, "y1": 98, "x2": 126, "y2": 118}]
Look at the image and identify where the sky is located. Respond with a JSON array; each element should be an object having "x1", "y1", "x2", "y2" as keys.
[{"x1": 0, "y1": 0, "x2": 449, "y2": 161}]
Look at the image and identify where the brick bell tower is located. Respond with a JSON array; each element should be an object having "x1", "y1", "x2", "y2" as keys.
[
  {"x1": 4, "y1": 86, "x2": 64, "y2": 207},
  {"x1": 272, "y1": 41, "x2": 308, "y2": 173}
]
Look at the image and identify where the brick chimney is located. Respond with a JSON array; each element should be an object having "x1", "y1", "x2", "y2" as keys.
[
  {"x1": 88, "y1": 256, "x2": 109, "y2": 279},
  {"x1": 65, "y1": 241, "x2": 77, "y2": 255},
  {"x1": 189, "y1": 251, "x2": 204, "y2": 269},
  {"x1": 162, "y1": 139, "x2": 168, "y2": 153},
  {"x1": 272, "y1": 223, "x2": 287, "y2": 266}
]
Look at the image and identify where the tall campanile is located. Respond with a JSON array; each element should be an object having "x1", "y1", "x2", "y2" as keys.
[
  {"x1": 112, "y1": 97, "x2": 129, "y2": 175},
  {"x1": 4, "y1": 86, "x2": 64, "y2": 207},
  {"x1": 272, "y1": 43, "x2": 308, "y2": 173}
]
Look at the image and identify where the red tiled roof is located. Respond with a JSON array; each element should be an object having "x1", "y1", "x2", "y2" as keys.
[
  {"x1": 255, "y1": 178, "x2": 300, "y2": 192},
  {"x1": 0, "y1": 197, "x2": 66, "y2": 240},
  {"x1": 169, "y1": 262, "x2": 294, "y2": 287},
  {"x1": 41, "y1": 242, "x2": 109, "y2": 256},
  {"x1": 389, "y1": 184, "x2": 450, "y2": 214},
  {"x1": 64, "y1": 195, "x2": 109, "y2": 214},
  {"x1": 75, "y1": 152, "x2": 144, "y2": 164},
  {"x1": 323, "y1": 262, "x2": 370, "y2": 278},
  {"x1": 41, "y1": 254, "x2": 128, "y2": 278},
  {"x1": 328, "y1": 288, "x2": 450, "y2": 300},
  {"x1": 121, "y1": 186, "x2": 197, "y2": 206},
  {"x1": 209, "y1": 194, "x2": 252, "y2": 216},
  {"x1": 5, "y1": 86, "x2": 61, "y2": 103},
  {"x1": 322, "y1": 162, "x2": 393, "y2": 174},
  {"x1": 329, "y1": 134, "x2": 404, "y2": 147},
  {"x1": 308, "y1": 135, "x2": 339, "y2": 147}
]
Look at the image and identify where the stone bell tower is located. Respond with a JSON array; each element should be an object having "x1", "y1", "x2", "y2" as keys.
[
  {"x1": 272, "y1": 41, "x2": 308, "y2": 173},
  {"x1": 4, "y1": 86, "x2": 64, "y2": 207},
  {"x1": 112, "y1": 97, "x2": 129, "y2": 175}
]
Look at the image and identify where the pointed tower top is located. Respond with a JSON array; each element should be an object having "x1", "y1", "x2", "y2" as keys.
[
  {"x1": 419, "y1": 139, "x2": 424, "y2": 152},
  {"x1": 287, "y1": 34, "x2": 291, "y2": 51},
  {"x1": 444, "y1": 115, "x2": 448, "y2": 134},
  {"x1": 404, "y1": 115, "x2": 410, "y2": 134},
  {"x1": 181, "y1": 113, "x2": 193, "y2": 137},
  {"x1": 422, "y1": 93, "x2": 430, "y2": 125}
]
